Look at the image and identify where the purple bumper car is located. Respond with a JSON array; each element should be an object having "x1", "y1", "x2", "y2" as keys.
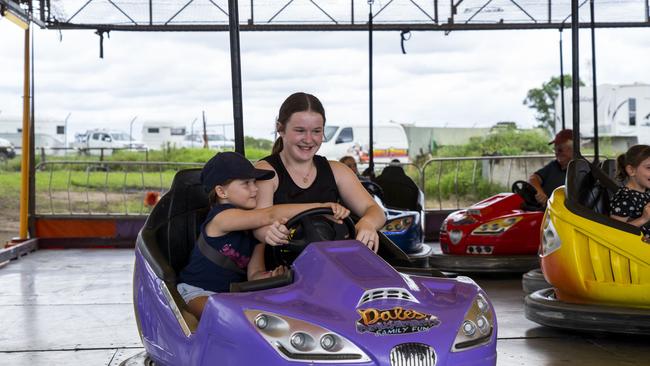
[{"x1": 131, "y1": 169, "x2": 497, "y2": 366}]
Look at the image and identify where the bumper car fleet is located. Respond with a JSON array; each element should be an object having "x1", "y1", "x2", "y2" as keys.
[{"x1": 129, "y1": 169, "x2": 498, "y2": 365}]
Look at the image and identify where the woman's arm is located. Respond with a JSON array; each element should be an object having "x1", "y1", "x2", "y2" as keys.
[{"x1": 331, "y1": 161, "x2": 385, "y2": 252}]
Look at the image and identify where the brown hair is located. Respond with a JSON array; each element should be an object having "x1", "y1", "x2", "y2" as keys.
[
  {"x1": 272, "y1": 92, "x2": 326, "y2": 155},
  {"x1": 616, "y1": 144, "x2": 650, "y2": 182},
  {"x1": 207, "y1": 179, "x2": 234, "y2": 206}
]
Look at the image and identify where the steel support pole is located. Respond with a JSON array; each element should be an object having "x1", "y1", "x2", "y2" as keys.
[
  {"x1": 571, "y1": 0, "x2": 580, "y2": 158},
  {"x1": 19, "y1": 25, "x2": 31, "y2": 240},
  {"x1": 556, "y1": 28, "x2": 566, "y2": 132},
  {"x1": 228, "y1": 0, "x2": 245, "y2": 156},
  {"x1": 590, "y1": 0, "x2": 599, "y2": 163},
  {"x1": 368, "y1": 0, "x2": 374, "y2": 173}
]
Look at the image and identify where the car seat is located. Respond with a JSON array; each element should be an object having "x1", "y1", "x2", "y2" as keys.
[
  {"x1": 138, "y1": 168, "x2": 209, "y2": 282},
  {"x1": 374, "y1": 165, "x2": 422, "y2": 211},
  {"x1": 564, "y1": 158, "x2": 637, "y2": 235}
]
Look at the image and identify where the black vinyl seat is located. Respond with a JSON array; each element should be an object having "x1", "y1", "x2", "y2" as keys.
[
  {"x1": 138, "y1": 168, "x2": 209, "y2": 282},
  {"x1": 564, "y1": 158, "x2": 638, "y2": 235},
  {"x1": 374, "y1": 165, "x2": 422, "y2": 211}
]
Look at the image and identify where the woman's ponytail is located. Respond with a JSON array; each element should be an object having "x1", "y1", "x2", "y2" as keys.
[{"x1": 271, "y1": 138, "x2": 283, "y2": 155}]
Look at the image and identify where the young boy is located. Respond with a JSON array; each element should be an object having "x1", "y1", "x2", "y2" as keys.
[{"x1": 177, "y1": 152, "x2": 349, "y2": 319}]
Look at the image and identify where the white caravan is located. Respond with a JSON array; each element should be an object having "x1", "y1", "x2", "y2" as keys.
[
  {"x1": 141, "y1": 122, "x2": 187, "y2": 150},
  {"x1": 318, "y1": 122, "x2": 409, "y2": 164},
  {"x1": 557, "y1": 83, "x2": 650, "y2": 149}
]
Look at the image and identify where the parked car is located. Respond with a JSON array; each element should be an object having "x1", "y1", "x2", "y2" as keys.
[
  {"x1": 0, "y1": 137, "x2": 16, "y2": 160},
  {"x1": 180, "y1": 133, "x2": 235, "y2": 149},
  {"x1": 128, "y1": 168, "x2": 498, "y2": 366},
  {"x1": 73, "y1": 129, "x2": 147, "y2": 155}
]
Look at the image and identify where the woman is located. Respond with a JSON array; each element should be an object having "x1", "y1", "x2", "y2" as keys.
[{"x1": 254, "y1": 92, "x2": 385, "y2": 252}]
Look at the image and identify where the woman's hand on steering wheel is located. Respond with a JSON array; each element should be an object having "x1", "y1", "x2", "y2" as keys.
[
  {"x1": 325, "y1": 202, "x2": 350, "y2": 222},
  {"x1": 265, "y1": 218, "x2": 290, "y2": 246},
  {"x1": 355, "y1": 218, "x2": 379, "y2": 253}
]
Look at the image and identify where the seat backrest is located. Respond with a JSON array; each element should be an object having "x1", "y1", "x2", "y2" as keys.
[
  {"x1": 139, "y1": 168, "x2": 209, "y2": 281},
  {"x1": 600, "y1": 159, "x2": 617, "y2": 181},
  {"x1": 565, "y1": 159, "x2": 638, "y2": 235},
  {"x1": 374, "y1": 165, "x2": 421, "y2": 211}
]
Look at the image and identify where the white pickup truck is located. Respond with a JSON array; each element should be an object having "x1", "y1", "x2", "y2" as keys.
[
  {"x1": 73, "y1": 129, "x2": 147, "y2": 155},
  {"x1": 0, "y1": 137, "x2": 16, "y2": 160}
]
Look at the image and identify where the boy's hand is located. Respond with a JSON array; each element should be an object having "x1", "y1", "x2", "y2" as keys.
[
  {"x1": 270, "y1": 265, "x2": 288, "y2": 277},
  {"x1": 326, "y1": 202, "x2": 350, "y2": 221},
  {"x1": 265, "y1": 218, "x2": 290, "y2": 246}
]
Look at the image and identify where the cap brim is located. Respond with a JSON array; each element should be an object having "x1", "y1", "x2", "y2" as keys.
[{"x1": 252, "y1": 168, "x2": 275, "y2": 181}]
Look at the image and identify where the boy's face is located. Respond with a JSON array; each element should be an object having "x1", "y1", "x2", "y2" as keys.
[{"x1": 218, "y1": 178, "x2": 258, "y2": 209}]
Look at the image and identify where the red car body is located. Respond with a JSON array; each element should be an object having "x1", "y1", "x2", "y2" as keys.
[{"x1": 439, "y1": 193, "x2": 542, "y2": 256}]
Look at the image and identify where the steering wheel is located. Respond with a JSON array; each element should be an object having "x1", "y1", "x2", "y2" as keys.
[
  {"x1": 511, "y1": 180, "x2": 544, "y2": 211},
  {"x1": 273, "y1": 207, "x2": 356, "y2": 267}
]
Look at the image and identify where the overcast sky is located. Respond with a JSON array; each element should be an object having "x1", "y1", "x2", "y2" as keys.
[{"x1": 1, "y1": 18, "x2": 649, "y2": 141}]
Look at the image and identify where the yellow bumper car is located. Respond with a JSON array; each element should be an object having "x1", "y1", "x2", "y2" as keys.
[{"x1": 525, "y1": 158, "x2": 650, "y2": 334}]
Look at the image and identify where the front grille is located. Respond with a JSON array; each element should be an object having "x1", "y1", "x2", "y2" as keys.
[
  {"x1": 390, "y1": 343, "x2": 436, "y2": 366},
  {"x1": 357, "y1": 288, "x2": 418, "y2": 307}
]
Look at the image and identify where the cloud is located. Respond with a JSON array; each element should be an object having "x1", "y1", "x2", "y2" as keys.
[{"x1": 2, "y1": 19, "x2": 650, "y2": 142}]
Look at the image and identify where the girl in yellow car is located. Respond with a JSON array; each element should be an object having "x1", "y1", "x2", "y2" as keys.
[{"x1": 610, "y1": 144, "x2": 650, "y2": 240}]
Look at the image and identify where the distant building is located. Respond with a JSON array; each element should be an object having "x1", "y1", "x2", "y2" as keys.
[
  {"x1": 400, "y1": 123, "x2": 491, "y2": 159},
  {"x1": 0, "y1": 116, "x2": 66, "y2": 154},
  {"x1": 556, "y1": 83, "x2": 650, "y2": 150},
  {"x1": 141, "y1": 121, "x2": 187, "y2": 150}
]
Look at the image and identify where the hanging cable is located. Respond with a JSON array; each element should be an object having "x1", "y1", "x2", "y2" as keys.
[
  {"x1": 95, "y1": 29, "x2": 110, "y2": 58},
  {"x1": 400, "y1": 29, "x2": 411, "y2": 54}
]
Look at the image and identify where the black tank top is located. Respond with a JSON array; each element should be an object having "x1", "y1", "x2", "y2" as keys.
[{"x1": 262, "y1": 154, "x2": 340, "y2": 204}]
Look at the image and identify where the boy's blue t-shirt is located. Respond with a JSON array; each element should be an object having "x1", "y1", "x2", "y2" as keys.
[{"x1": 178, "y1": 203, "x2": 260, "y2": 293}]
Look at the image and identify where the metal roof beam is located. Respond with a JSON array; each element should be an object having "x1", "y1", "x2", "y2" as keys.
[{"x1": 44, "y1": 21, "x2": 650, "y2": 32}]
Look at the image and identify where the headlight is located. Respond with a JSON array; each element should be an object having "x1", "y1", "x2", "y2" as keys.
[
  {"x1": 440, "y1": 220, "x2": 448, "y2": 232},
  {"x1": 381, "y1": 215, "x2": 414, "y2": 233},
  {"x1": 244, "y1": 310, "x2": 371, "y2": 363},
  {"x1": 540, "y1": 212, "x2": 561, "y2": 256},
  {"x1": 471, "y1": 216, "x2": 522, "y2": 235},
  {"x1": 452, "y1": 294, "x2": 494, "y2": 352}
]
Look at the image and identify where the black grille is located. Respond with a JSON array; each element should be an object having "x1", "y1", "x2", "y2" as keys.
[{"x1": 390, "y1": 343, "x2": 436, "y2": 366}]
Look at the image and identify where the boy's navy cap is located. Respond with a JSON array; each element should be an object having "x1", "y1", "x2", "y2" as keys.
[{"x1": 201, "y1": 152, "x2": 275, "y2": 192}]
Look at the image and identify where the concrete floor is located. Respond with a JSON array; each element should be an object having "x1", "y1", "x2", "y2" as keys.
[{"x1": 0, "y1": 249, "x2": 648, "y2": 365}]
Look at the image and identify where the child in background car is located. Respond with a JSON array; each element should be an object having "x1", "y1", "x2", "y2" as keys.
[
  {"x1": 178, "y1": 152, "x2": 349, "y2": 319},
  {"x1": 610, "y1": 144, "x2": 650, "y2": 241}
]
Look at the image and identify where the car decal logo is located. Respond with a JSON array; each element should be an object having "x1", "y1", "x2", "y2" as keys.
[
  {"x1": 449, "y1": 230, "x2": 463, "y2": 244},
  {"x1": 356, "y1": 306, "x2": 440, "y2": 336}
]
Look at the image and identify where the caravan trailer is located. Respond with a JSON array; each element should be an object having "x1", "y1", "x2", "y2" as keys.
[
  {"x1": 141, "y1": 122, "x2": 187, "y2": 150},
  {"x1": 557, "y1": 83, "x2": 650, "y2": 149}
]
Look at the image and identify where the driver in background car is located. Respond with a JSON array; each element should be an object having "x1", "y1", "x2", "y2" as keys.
[
  {"x1": 178, "y1": 152, "x2": 350, "y2": 319},
  {"x1": 528, "y1": 129, "x2": 574, "y2": 206}
]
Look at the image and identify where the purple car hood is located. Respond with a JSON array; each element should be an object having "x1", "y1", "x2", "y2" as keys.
[{"x1": 202, "y1": 240, "x2": 481, "y2": 341}]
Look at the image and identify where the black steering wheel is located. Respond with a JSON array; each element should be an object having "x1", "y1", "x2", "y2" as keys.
[
  {"x1": 511, "y1": 180, "x2": 544, "y2": 211},
  {"x1": 273, "y1": 207, "x2": 356, "y2": 267}
]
